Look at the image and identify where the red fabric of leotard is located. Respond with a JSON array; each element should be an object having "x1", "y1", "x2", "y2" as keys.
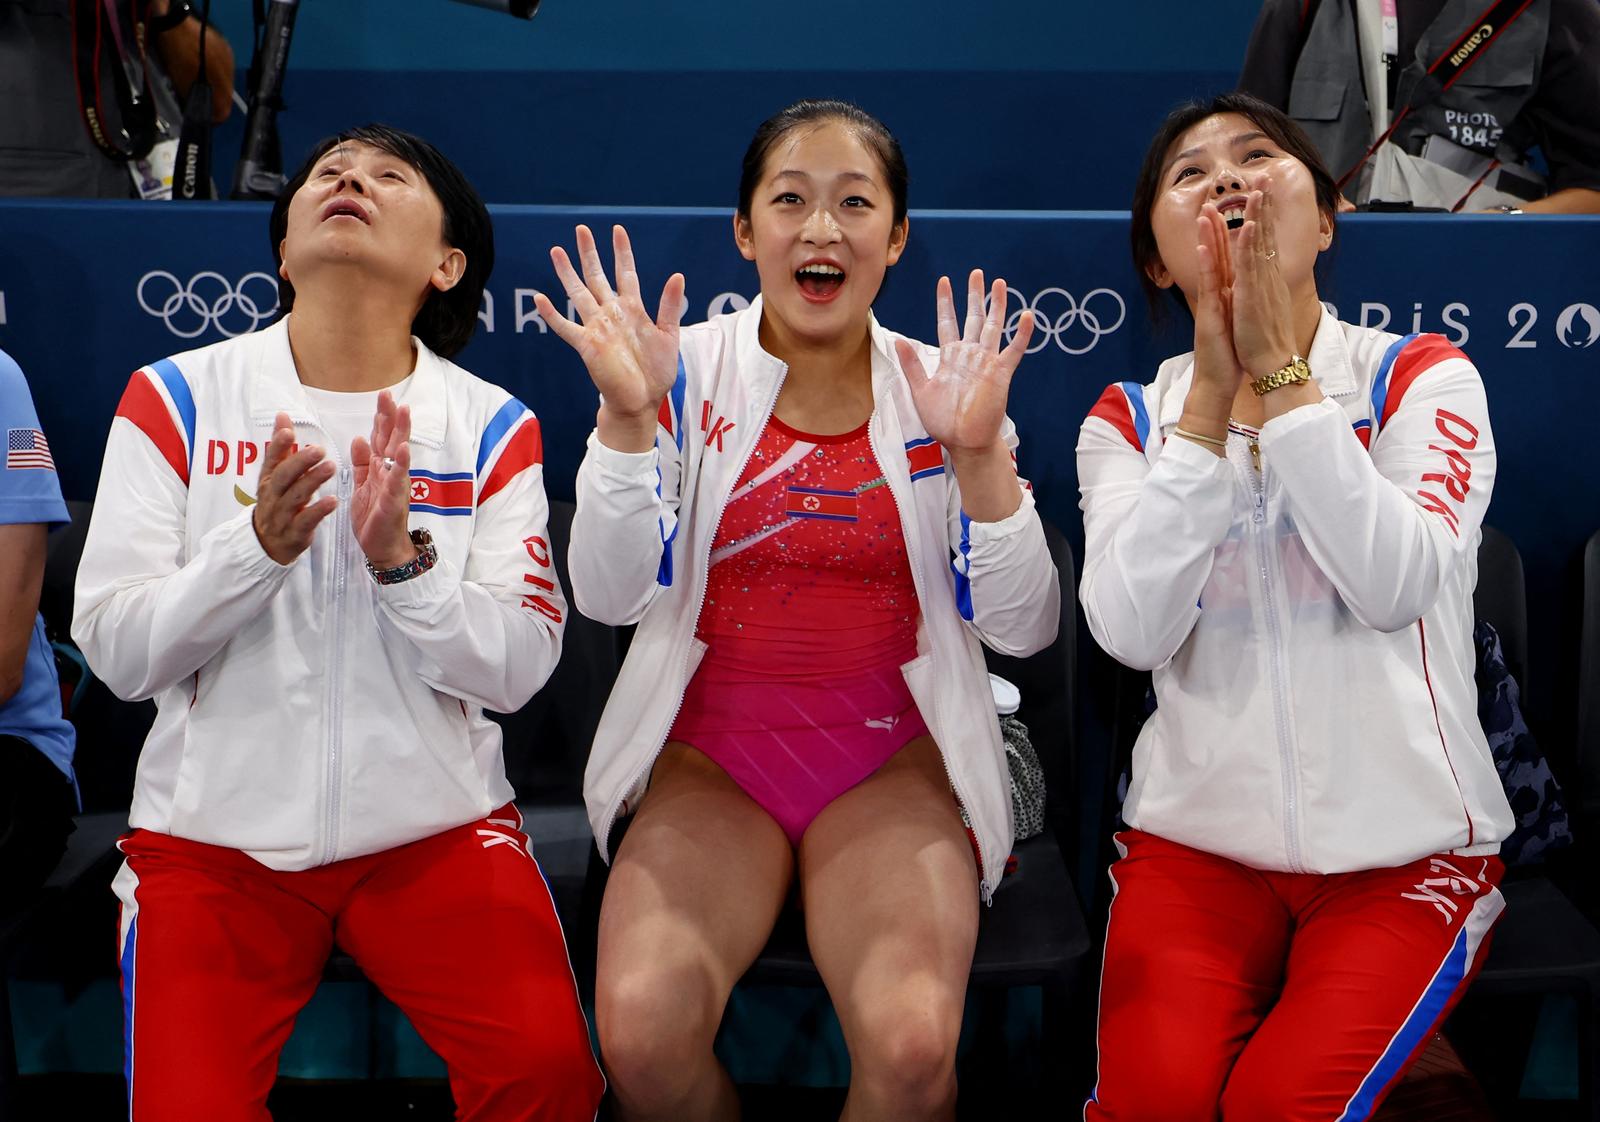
[{"x1": 693, "y1": 414, "x2": 920, "y2": 677}]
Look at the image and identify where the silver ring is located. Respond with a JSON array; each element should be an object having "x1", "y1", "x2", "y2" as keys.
[{"x1": 381, "y1": 456, "x2": 396, "y2": 470}]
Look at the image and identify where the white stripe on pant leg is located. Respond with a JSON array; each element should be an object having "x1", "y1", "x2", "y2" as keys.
[
  {"x1": 112, "y1": 860, "x2": 142, "y2": 1121},
  {"x1": 1334, "y1": 883, "x2": 1505, "y2": 1122},
  {"x1": 1083, "y1": 833, "x2": 1129, "y2": 1121}
]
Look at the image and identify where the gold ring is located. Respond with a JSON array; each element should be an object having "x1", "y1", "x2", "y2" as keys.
[{"x1": 1264, "y1": 250, "x2": 1277, "y2": 260}]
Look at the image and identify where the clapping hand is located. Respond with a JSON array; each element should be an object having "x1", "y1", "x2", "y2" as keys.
[
  {"x1": 250, "y1": 413, "x2": 336, "y2": 564},
  {"x1": 350, "y1": 391, "x2": 415, "y2": 571}
]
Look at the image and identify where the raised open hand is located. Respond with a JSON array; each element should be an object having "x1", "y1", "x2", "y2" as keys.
[
  {"x1": 350, "y1": 390, "x2": 415, "y2": 570},
  {"x1": 894, "y1": 270, "x2": 1033, "y2": 454},
  {"x1": 535, "y1": 225, "x2": 685, "y2": 423}
]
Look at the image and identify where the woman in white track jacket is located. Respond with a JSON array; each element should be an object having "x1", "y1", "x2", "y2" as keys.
[
  {"x1": 72, "y1": 126, "x2": 602, "y2": 1120},
  {"x1": 536, "y1": 101, "x2": 1058, "y2": 1121},
  {"x1": 1077, "y1": 93, "x2": 1515, "y2": 1122}
]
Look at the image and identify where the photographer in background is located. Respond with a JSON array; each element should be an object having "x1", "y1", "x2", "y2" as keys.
[
  {"x1": 1239, "y1": 0, "x2": 1600, "y2": 213},
  {"x1": 0, "y1": 0, "x2": 233, "y2": 198}
]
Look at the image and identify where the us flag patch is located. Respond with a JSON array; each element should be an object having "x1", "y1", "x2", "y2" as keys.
[
  {"x1": 785, "y1": 486, "x2": 858, "y2": 522},
  {"x1": 7, "y1": 429, "x2": 55, "y2": 471}
]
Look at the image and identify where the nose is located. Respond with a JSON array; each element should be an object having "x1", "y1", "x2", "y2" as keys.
[
  {"x1": 1212, "y1": 166, "x2": 1244, "y2": 195},
  {"x1": 800, "y1": 204, "x2": 842, "y2": 244},
  {"x1": 335, "y1": 169, "x2": 368, "y2": 195}
]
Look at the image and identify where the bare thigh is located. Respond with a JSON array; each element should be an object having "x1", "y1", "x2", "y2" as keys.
[
  {"x1": 597, "y1": 741, "x2": 795, "y2": 1025},
  {"x1": 799, "y1": 735, "x2": 980, "y2": 1063}
]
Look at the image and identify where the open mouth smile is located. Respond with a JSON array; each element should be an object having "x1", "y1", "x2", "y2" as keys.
[{"x1": 795, "y1": 260, "x2": 846, "y2": 303}]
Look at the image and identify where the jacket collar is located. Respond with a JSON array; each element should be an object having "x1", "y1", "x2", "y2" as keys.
[
  {"x1": 1155, "y1": 304, "x2": 1357, "y2": 430},
  {"x1": 248, "y1": 316, "x2": 450, "y2": 448}
]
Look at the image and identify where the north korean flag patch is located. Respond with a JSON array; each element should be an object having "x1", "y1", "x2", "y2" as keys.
[
  {"x1": 785, "y1": 485, "x2": 858, "y2": 522},
  {"x1": 409, "y1": 469, "x2": 474, "y2": 516}
]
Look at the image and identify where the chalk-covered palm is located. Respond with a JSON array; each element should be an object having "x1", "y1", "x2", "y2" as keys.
[
  {"x1": 534, "y1": 224, "x2": 686, "y2": 419},
  {"x1": 894, "y1": 270, "x2": 1035, "y2": 453}
]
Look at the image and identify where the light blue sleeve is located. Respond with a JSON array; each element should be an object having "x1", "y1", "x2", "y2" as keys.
[{"x1": 0, "y1": 348, "x2": 69, "y2": 527}]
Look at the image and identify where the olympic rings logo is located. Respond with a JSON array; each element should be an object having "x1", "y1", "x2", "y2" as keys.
[
  {"x1": 137, "y1": 271, "x2": 281, "y2": 339},
  {"x1": 994, "y1": 287, "x2": 1126, "y2": 355}
]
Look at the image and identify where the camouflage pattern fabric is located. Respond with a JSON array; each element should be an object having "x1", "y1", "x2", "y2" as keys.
[{"x1": 1474, "y1": 620, "x2": 1573, "y2": 866}]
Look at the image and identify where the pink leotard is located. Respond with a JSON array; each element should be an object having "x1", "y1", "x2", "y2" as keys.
[{"x1": 668, "y1": 413, "x2": 930, "y2": 844}]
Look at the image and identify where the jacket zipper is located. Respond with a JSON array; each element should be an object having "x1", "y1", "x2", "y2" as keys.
[
  {"x1": 867, "y1": 423, "x2": 992, "y2": 903},
  {"x1": 1242, "y1": 453, "x2": 1305, "y2": 872},
  {"x1": 597, "y1": 361, "x2": 790, "y2": 861},
  {"x1": 323, "y1": 461, "x2": 352, "y2": 864}
]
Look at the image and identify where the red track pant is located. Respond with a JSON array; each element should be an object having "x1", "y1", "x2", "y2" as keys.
[
  {"x1": 1084, "y1": 830, "x2": 1504, "y2": 1122},
  {"x1": 112, "y1": 805, "x2": 604, "y2": 1121}
]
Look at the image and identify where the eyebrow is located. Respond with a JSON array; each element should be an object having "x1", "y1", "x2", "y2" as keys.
[
  {"x1": 770, "y1": 169, "x2": 878, "y2": 186},
  {"x1": 1164, "y1": 131, "x2": 1274, "y2": 174}
]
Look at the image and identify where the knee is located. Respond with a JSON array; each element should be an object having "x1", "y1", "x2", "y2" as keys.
[
  {"x1": 597, "y1": 964, "x2": 721, "y2": 1104},
  {"x1": 849, "y1": 995, "x2": 961, "y2": 1110}
]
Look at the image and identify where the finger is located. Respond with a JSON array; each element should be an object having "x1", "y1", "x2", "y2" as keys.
[
  {"x1": 371, "y1": 391, "x2": 395, "y2": 454},
  {"x1": 963, "y1": 269, "x2": 985, "y2": 342},
  {"x1": 260, "y1": 413, "x2": 296, "y2": 478},
  {"x1": 998, "y1": 309, "x2": 1034, "y2": 374},
  {"x1": 656, "y1": 272, "x2": 687, "y2": 334},
  {"x1": 1261, "y1": 177, "x2": 1279, "y2": 263},
  {"x1": 532, "y1": 290, "x2": 583, "y2": 348},
  {"x1": 386, "y1": 403, "x2": 412, "y2": 460},
  {"x1": 289, "y1": 496, "x2": 340, "y2": 541},
  {"x1": 550, "y1": 246, "x2": 600, "y2": 322},
  {"x1": 934, "y1": 276, "x2": 958, "y2": 348},
  {"x1": 894, "y1": 339, "x2": 932, "y2": 391},
  {"x1": 380, "y1": 440, "x2": 412, "y2": 500},
  {"x1": 612, "y1": 225, "x2": 644, "y2": 306},
  {"x1": 351, "y1": 434, "x2": 372, "y2": 488},
  {"x1": 979, "y1": 279, "x2": 1006, "y2": 352},
  {"x1": 279, "y1": 456, "x2": 336, "y2": 513},
  {"x1": 574, "y1": 224, "x2": 617, "y2": 304},
  {"x1": 1201, "y1": 203, "x2": 1233, "y2": 292},
  {"x1": 263, "y1": 444, "x2": 327, "y2": 500},
  {"x1": 1244, "y1": 190, "x2": 1264, "y2": 258}
]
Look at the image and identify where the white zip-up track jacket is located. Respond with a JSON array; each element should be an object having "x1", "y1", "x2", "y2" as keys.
[
  {"x1": 73, "y1": 319, "x2": 566, "y2": 871},
  {"x1": 1078, "y1": 309, "x2": 1513, "y2": 874},
  {"x1": 571, "y1": 299, "x2": 1060, "y2": 898}
]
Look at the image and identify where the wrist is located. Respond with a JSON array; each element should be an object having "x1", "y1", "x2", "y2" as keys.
[
  {"x1": 366, "y1": 529, "x2": 436, "y2": 586},
  {"x1": 946, "y1": 440, "x2": 1010, "y2": 472},
  {"x1": 596, "y1": 402, "x2": 658, "y2": 453},
  {"x1": 1181, "y1": 387, "x2": 1233, "y2": 428}
]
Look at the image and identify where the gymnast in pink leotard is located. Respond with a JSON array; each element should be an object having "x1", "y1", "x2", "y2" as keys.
[
  {"x1": 539, "y1": 100, "x2": 1058, "y2": 1121},
  {"x1": 671, "y1": 414, "x2": 929, "y2": 844}
]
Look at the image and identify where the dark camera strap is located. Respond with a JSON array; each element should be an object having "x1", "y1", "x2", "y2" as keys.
[
  {"x1": 1336, "y1": 0, "x2": 1535, "y2": 192},
  {"x1": 71, "y1": 0, "x2": 158, "y2": 163}
]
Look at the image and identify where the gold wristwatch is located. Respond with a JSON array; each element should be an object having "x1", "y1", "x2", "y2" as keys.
[{"x1": 1250, "y1": 354, "x2": 1312, "y2": 396}]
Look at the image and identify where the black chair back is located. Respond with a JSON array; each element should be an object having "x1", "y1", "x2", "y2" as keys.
[
  {"x1": 1473, "y1": 525, "x2": 1529, "y2": 701},
  {"x1": 1578, "y1": 530, "x2": 1600, "y2": 831}
]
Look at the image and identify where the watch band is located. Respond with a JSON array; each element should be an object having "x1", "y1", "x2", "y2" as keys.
[
  {"x1": 1250, "y1": 354, "x2": 1313, "y2": 397},
  {"x1": 366, "y1": 529, "x2": 437, "y2": 586}
]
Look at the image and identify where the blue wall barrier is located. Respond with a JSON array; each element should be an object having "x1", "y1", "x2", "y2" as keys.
[{"x1": 3, "y1": 202, "x2": 1597, "y2": 741}]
